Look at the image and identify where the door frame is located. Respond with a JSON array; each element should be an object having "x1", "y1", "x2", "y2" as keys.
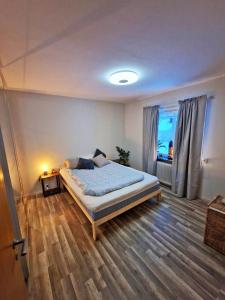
[{"x1": 0, "y1": 127, "x2": 29, "y2": 280}]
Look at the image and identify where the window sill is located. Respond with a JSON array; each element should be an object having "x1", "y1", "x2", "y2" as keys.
[{"x1": 157, "y1": 158, "x2": 173, "y2": 165}]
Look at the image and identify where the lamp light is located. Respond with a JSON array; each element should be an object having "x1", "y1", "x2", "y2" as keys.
[
  {"x1": 41, "y1": 164, "x2": 49, "y2": 176},
  {"x1": 109, "y1": 71, "x2": 138, "y2": 85}
]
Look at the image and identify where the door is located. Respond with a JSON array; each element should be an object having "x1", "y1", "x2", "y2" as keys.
[{"x1": 0, "y1": 134, "x2": 27, "y2": 299}]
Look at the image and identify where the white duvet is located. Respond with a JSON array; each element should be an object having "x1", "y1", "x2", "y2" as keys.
[{"x1": 71, "y1": 162, "x2": 144, "y2": 196}]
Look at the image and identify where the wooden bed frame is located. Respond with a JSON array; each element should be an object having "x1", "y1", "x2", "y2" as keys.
[{"x1": 60, "y1": 176, "x2": 161, "y2": 240}]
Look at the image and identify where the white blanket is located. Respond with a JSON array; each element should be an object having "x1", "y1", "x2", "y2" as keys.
[{"x1": 71, "y1": 162, "x2": 144, "y2": 196}]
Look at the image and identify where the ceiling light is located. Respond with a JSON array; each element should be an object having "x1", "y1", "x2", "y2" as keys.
[{"x1": 109, "y1": 71, "x2": 138, "y2": 85}]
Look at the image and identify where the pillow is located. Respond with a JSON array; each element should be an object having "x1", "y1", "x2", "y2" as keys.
[
  {"x1": 64, "y1": 158, "x2": 79, "y2": 169},
  {"x1": 76, "y1": 158, "x2": 95, "y2": 170},
  {"x1": 92, "y1": 154, "x2": 110, "y2": 168},
  {"x1": 93, "y1": 148, "x2": 106, "y2": 158}
]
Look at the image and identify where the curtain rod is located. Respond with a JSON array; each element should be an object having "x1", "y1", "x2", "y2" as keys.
[{"x1": 143, "y1": 94, "x2": 214, "y2": 110}]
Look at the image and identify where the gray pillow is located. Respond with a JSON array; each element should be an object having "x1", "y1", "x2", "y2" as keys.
[
  {"x1": 64, "y1": 158, "x2": 79, "y2": 169},
  {"x1": 92, "y1": 154, "x2": 110, "y2": 168}
]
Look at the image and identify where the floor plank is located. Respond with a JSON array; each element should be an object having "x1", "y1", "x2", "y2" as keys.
[{"x1": 18, "y1": 190, "x2": 225, "y2": 300}]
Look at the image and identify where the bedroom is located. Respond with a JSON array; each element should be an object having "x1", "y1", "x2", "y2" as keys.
[{"x1": 0, "y1": 0, "x2": 225, "y2": 299}]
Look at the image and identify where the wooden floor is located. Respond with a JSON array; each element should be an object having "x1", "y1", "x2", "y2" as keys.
[{"x1": 18, "y1": 190, "x2": 225, "y2": 300}]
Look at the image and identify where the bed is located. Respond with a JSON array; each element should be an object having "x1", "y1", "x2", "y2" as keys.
[{"x1": 60, "y1": 162, "x2": 161, "y2": 240}]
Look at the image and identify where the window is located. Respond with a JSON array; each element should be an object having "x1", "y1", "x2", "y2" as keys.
[{"x1": 157, "y1": 109, "x2": 178, "y2": 162}]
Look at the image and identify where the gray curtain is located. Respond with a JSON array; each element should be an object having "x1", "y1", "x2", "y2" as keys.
[
  {"x1": 172, "y1": 95, "x2": 207, "y2": 200},
  {"x1": 143, "y1": 105, "x2": 159, "y2": 175}
]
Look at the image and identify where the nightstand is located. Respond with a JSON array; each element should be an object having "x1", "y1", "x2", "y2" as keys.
[
  {"x1": 112, "y1": 159, "x2": 130, "y2": 167},
  {"x1": 204, "y1": 195, "x2": 225, "y2": 255},
  {"x1": 40, "y1": 172, "x2": 61, "y2": 197}
]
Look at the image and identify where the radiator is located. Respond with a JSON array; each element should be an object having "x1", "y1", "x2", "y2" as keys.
[{"x1": 156, "y1": 161, "x2": 172, "y2": 186}]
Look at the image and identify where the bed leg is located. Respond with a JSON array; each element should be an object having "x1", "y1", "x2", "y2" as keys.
[
  {"x1": 92, "y1": 223, "x2": 97, "y2": 241},
  {"x1": 157, "y1": 192, "x2": 162, "y2": 203},
  {"x1": 61, "y1": 182, "x2": 66, "y2": 192}
]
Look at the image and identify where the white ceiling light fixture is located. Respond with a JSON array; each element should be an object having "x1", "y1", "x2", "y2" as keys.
[{"x1": 109, "y1": 70, "x2": 138, "y2": 85}]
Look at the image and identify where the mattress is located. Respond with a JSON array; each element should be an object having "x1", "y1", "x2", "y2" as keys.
[{"x1": 60, "y1": 166, "x2": 160, "y2": 220}]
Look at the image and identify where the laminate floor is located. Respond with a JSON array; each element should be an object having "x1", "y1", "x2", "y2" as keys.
[{"x1": 18, "y1": 191, "x2": 225, "y2": 300}]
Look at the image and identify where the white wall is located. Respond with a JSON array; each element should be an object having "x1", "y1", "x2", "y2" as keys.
[
  {"x1": 6, "y1": 91, "x2": 125, "y2": 195},
  {"x1": 125, "y1": 76, "x2": 225, "y2": 201}
]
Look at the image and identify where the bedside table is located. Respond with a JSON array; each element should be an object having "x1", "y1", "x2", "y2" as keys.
[
  {"x1": 112, "y1": 159, "x2": 130, "y2": 167},
  {"x1": 204, "y1": 195, "x2": 225, "y2": 255},
  {"x1": 40, "y1": 172, "x2": 61, "y2": 197}
]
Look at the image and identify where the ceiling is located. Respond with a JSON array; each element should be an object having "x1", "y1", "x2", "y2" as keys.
[{"x1": 1, "y1": 0, "x2": 225, "y2": 103}]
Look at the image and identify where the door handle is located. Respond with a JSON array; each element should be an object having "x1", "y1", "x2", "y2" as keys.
[{"x1": 12, "y1": 238, "x2": 27, "y2": 257}]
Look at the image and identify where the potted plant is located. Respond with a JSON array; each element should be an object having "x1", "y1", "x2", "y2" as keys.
[{"x1": 116, "y1": 146, "x2": 130, "y2": 166}]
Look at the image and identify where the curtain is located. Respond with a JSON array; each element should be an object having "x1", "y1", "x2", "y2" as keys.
[
  {"x1": 172, "y1": 95, "x2": 207, "y2": 200},
  {"x1": 143, "y1": 105, "x2": 159, "y2": 175}
]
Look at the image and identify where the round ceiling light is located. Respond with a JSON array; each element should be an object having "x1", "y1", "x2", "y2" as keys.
[{"x1": 109, "y1": 71, "x2": 138, "y2": 85}]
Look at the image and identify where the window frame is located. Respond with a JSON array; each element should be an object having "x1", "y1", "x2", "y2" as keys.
[{"x1": 157, "y1": 107, "x2": 178, "y2": 163}]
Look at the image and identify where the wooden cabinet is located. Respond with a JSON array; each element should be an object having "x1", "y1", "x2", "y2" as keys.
[{"x1": 204, "y1": 196, "x2": 225, "y2": 255}]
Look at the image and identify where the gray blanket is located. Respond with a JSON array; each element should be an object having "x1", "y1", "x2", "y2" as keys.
[{"x1": 71, "y1": 162, "x2": 144, "y2": 196}]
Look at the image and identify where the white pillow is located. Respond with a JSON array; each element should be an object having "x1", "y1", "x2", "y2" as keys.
[
  {"x1": 92, "y1": 154, "x2": 110, "y2": 168},
  {"x1": 64, "y1": 158, "x2": 79, "y2": 169}
]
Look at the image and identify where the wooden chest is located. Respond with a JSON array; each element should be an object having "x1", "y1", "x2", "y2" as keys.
[{"x1": 204, "y1": 195, "x2": 225, "y2": 255}]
